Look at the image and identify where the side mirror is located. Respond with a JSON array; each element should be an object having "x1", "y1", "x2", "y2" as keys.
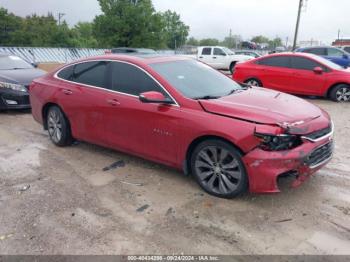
[
  {"x1": 31, "y1": 62, "x2": 38, "y2": 68},
  {"x1": 313, "y1": 67, "x2": 323, "y2": 74},
  {"x1": 139, "y1": 91, "x2": 173, "y2": 104},
  {"x1": 343, "y1": 54, "x2": 349, "y2": 59}
]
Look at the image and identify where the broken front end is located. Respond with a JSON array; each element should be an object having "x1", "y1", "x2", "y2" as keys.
[{"x1": 243, "y1": 117, "x2": 334, "y2": 193}]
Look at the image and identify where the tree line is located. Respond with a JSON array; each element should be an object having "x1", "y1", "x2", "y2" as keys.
[
  {"x1": 0, "y1": 0, "x2": 283, "y2": 50},
  {"x1": 0, "y1": 0, "x2": 189, "y2": 49}
]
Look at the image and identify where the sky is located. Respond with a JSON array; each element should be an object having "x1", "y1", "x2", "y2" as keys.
[{"x1": 0, "y1": 0, "x2": 349, "y2": 45}]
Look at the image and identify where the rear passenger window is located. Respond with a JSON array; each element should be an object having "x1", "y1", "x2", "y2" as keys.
[
  {"x1": 57, "y1": 65, "x2": 74, "y2": 80},
  {"x1": 327, "y1": 48, "x2": 344, "y2": 57},
  {"x1": 302, "y1": 48, "x2": 326, "y2": 56},
  {"x1": 201, "y1": 48, "x2": 212, "y2": 55},
  {"x1": 73, "y1": 61, "x2": 109, "y2": 88},
  {"x1": 111, "y1": 62, "x2": 168, "y2": 97},
  {"x1": 257, "y1": 56, "x2": 291, "y2": 68},
  {"x1": 291, "y1": 57, "x2": 326, "y2": 71}
]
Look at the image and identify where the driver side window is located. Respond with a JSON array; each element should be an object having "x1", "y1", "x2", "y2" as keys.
[
  {"x1": 214, "y1": 48, "x2": 226, "y2": 56},
  {"x1": 110, "y1": 62, "x2": 169, "y2": 97}
]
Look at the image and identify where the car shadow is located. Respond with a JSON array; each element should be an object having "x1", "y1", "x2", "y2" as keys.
[{"x1": 0, "y1": 109, "x2": 32, "y2": 115}]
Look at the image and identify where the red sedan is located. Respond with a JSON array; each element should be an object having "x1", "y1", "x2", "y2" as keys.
[
  {"x1": 233, "y1": 52, "x2": 350, "y2": 102},
  {"x1": 30, "y1": 55, "x2": 333, "y2": 198}
]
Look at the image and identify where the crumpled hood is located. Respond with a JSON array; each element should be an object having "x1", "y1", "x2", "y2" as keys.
[
  {"x1": 199, "y1": 87, "x2": 325, "y2": 128},
  {"x1": 0, "y1": 68, "x2": 46, "y2": 86}
]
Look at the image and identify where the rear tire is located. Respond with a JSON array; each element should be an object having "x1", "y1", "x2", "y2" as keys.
[
  {"x1": 46, "y1": 106, "x2": 73, "y2": 147},
  {"x1": 244, "y1": 78, "x2": 262, "y2": 87},
  {"x1": 329, "y1": 84, "x2": 350, "y2": 102},
  {"x1": 190, "y1": 139, "x2": 248, "y2": 199}
]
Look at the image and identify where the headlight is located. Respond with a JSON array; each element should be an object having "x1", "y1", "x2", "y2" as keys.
[
  {"x1": 0, "y1": 81, "x2": 27, "y2": 92},
  {"x1": 255, "y1": 132, "x2": 302, "y2": 151}
]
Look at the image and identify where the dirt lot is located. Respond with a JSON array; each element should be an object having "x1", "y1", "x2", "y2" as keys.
[{"x1": 0, "y1": 98, "x2": 349, "y2": 255}]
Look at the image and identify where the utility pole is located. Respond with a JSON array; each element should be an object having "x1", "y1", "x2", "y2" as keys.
[
  {"x1": 338, "y1": 29, "x2": 341, "y2": 40},
  {"x1": 58, "y1": 13, "x2": 65, "y2": 26},
  {"x1": 292, "y1": 0, "x2": 303, "y2": 50}
]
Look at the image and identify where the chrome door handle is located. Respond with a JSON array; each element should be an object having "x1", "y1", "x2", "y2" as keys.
[{"x1": 107, "y1": 99, "x2": 120, "y2": 106}]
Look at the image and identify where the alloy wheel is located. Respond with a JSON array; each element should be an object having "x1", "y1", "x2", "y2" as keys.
[
  {"x1": 246, "y1": 79, "x2": 260, "y2": 87},
  {"x1": 335, "y1": 87, "x2": 350, "y2": 102},
  {"x1": 194, "y1": 146, "x2": 243, "y2": 194},
  {"x1": 47, "y1": 109, "x2": 62, "y2": 143}
]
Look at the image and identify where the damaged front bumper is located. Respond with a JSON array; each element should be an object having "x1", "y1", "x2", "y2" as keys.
[{"x1": 243, "y1": 134, "x2": 334, "y2": 193}]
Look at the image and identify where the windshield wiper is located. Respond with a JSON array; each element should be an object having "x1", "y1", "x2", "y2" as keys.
[{"x1": 193, "y1": 95, "x2": 221, "y2": 100}]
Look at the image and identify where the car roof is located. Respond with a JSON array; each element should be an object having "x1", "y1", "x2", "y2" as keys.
[
  {"x1": 71, "y1": 54, "x2": 192, "y2": 66},
  {"x1": 258, "y1": 52, "x2": 329, "y2": 62},
  {"x1": 299, "y1": 46, "x2": 341, "y2": 49}
]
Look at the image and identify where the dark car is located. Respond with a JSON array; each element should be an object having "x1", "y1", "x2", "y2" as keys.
[
  {"x1": 110, "y1": 47, "x2": 157, "y2": 55},
  {"x1": 0, "y1": 54, "x2": 46, "y2": 110},
  {"x1": 296, "y1": 46, "x2": 350, "y2": 68}
]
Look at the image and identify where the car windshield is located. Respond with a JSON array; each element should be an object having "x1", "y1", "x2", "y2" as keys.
[
  {"x1": 312, "y1": 54, "x2": 344, "y2": 70},
  {"x1": 223, "y1": 47, "x2": 234, "y2": 55},
  {"x1": 0, "y1": 55, "x2": 33, "y2": 70},
  {"x1": 150, "y1": 59, "x2": 242, "y2": 99}
]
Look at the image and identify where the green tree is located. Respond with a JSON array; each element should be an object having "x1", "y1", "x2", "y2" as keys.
[
  {"x1": 9, "y1": 13, "x2": 73, "y2": 47},
  {"x1": 186, "y1": 37, "x2": 199, "y2": 46},
  {"x1": 199, "y1": 38, "x2": 220, "y2": 46},
  {"x1": 0, "y1": 8, "x2": 22, "y2": 46},
  {"x1": 221, "y1": 35, "x2": 242, "y2": 49},
  {"x1": 161, "y1": 10, "x2": 189, "y2": 49},
  {"x1": 251, "y1": 35, "x2": 270, "y2": 44},
  {"x1": 269, "y1": 37, "x2": 283, "y2": 49},
  {"x1": 93, "y1": 0, "x2": 166, "y2": 48},
  {"x1": 70, "y1": 22, "x2": 98, "y2": 48}
]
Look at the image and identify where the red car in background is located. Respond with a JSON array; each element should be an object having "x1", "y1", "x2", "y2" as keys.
[
  {"x1": 30, "y1": 55, "x2": 333, "y2": 198},
  {"x1": 233, "y1": 52, "x2": 350, "y2": 102}
]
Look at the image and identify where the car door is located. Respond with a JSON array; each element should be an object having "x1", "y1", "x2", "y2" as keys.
[
  {"x1": 289, "y1": 56, "x2": 327, "y2": 96},
  {"x1": 55, "y1": 61, "x2": 110, "y2": 144},
  {"x1": 212, "y1": 48, "x2": 227, "y2": 69},
  {"x1": 326, "y1": 48, "x2": 349, "y2": 67},
  {"x1": 103, "y1": 61, "x2": 182, "y2": 166},
  {"x1": 198, "y1": 47, "x2": 218, "y2": 68},
  {"x1": 198, "y1": 47, "x2": 212, "y2": 65},
  {"x1": 255, "y1": 55, "x2": 295, "y2": 92}
]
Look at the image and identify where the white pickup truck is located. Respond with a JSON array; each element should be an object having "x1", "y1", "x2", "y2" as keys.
[{"x1": 193, "y1": 46, "x2": 253, "y2": 73}]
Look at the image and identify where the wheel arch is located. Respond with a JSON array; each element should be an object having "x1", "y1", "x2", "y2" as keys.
[
  {"x1": 326, "y1": 82, "x2": 350, "y2": 98},
  {"x1": 42, "y1": 102, "x2": 69, "y2": 130},
  {"x1": 184, "y1": 135, "x2": 245, "y2": 175}
]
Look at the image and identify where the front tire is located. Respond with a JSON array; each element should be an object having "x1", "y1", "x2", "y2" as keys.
[
  {"x1": 47, "y1": 106, "x2": 73, "y2": 147},
  {"x1": 329, "y1": 84, "x2": 350, "y2": 102},
  {"x1": 244, "y1": 78, "x2": 262, "y2": 87},
  {"x1": 190, "y1": 139, "x2": 248, "y2": 199}
]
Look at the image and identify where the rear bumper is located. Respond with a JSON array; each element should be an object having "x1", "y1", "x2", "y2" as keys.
[
  {"x1": 243, "y1": 137, "x2": 333, "y2": 193},
  {"x1": 0, "y1": 89, "x2": 31, "y2": 110}
]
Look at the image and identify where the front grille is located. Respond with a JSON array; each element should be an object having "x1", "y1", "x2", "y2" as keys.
[
  {"x1": 305, "y1": 142, "x2": 333, "y2": 168},
  {"x1": 304, "y1": 125, "x2": 332, "y2": 141}
]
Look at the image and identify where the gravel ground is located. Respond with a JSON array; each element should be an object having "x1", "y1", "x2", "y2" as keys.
[{"x1": 0, "y1": 98, "x2": 349, "y2": 255}]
